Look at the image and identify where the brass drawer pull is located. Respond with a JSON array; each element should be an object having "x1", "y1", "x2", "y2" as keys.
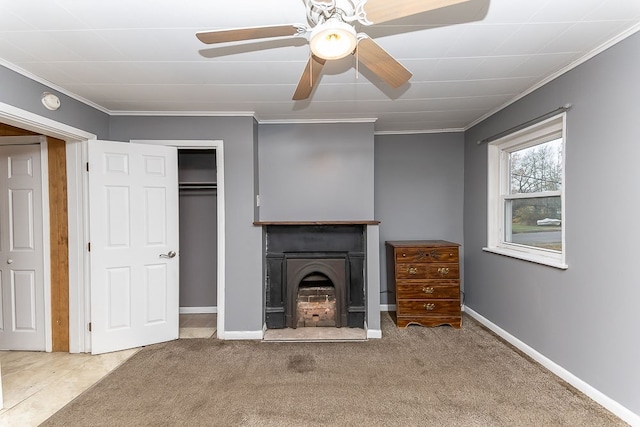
[
  {"x1": 422, "y1": 287, "x2": 435, "y2": 294},
  {"x1": 437, "y1": 267, "x2": 450, "y2": 276},
  {"x1": 407, "y1": 267, "x2": 418, "y2": 275},
  {"x1": 424, "y1": 303, "x2": 436, "y2": 311}
]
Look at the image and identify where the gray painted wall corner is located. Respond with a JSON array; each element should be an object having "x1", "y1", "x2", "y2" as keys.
[
  {"x1": 463, "y1": 31, "x2": 640, "y2": 418},
  {"x1": 375, "y1": 132, "x2": 465, "y2": 305}
]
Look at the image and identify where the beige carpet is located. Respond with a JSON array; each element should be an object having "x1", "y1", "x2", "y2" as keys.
[{"x1": 43, "y1": 313, "x2": 623, "y2": 426}]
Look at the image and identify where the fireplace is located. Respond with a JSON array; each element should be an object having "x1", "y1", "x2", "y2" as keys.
[{"x1": 264, "y1": 225, "x2": 365, "y2": 329}]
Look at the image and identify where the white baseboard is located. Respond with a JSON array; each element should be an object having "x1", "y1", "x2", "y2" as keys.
[
  {"x1": 223, "y1": 330, "x2": 264, "y2": 340},
  {"x1": 366, "y1": 329, "x2": 382, "y2": 339},
  {"x1": 179, "y1": 306, "x2": 217, "y2": 314},
  {"x1": 464, "y1": 306, "x2": 640, "y2": 427}
]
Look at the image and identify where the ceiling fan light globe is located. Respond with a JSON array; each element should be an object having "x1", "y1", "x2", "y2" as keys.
[{"x1": 309, "y1": 20, "x2": 357, "y2": 60}]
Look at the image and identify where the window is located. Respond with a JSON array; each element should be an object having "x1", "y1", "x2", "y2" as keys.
[{"x1": 485, "y1": 114, "x2": 567, "y2": 269}]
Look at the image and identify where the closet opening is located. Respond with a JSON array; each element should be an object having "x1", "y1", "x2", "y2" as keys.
[{"x1": 178, "y1": 149, "x2": 217, "y2": 314}]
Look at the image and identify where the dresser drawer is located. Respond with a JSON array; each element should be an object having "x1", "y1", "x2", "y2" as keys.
[
  {"x1": 395, "y1": 247, "x2": 458, "y2": 263},
  {"x1": 396, "y1": 282, "x2": 460, "y2": 299},
  {"x1": 396, "y1": 299, "x2": 460, "y2": 317},
  {"x1": 395, "y1": 263, "x2": 459, "y2": 280}
]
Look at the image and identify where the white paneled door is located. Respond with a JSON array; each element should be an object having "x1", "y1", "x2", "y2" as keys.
[
  {"x1": 0, "y1": 144, "x2": 45, "y2": 351},
  {"x1": 89, "y1": 140, "x2": 179, "y2": 355}
]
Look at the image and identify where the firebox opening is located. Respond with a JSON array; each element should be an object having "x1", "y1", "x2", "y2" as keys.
[{"x1": 296, "y1": 272, "x2": 337, "y2": 328}]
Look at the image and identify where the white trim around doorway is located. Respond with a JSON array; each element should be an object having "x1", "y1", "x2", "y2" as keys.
[
  {"x1": 0, "y1": 103, "x2": 229, "y2": 351},
  {"x1": 132, "y1": 139, "x2": 226, "y2": 339},
  {"x1": 0, "y1": 102, "x2": 97, "y2": 353}
]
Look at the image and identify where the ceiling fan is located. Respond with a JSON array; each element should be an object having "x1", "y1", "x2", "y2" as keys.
[{"x1": 197, "y1": 0, "x2": 470, "y2": 100}]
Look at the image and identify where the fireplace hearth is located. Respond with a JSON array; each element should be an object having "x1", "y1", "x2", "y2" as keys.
[{"x1": 264, "y1": 225, "x2": 366, "y2": 329}]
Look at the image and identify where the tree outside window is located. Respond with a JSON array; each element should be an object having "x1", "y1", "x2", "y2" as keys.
[{"x1": 507, "y1": 138, "x2": 562, "y2": 251}]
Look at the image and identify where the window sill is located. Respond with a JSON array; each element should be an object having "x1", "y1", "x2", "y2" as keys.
[{"x1": 482, "y1": 247, "x2": 568, "y2": 270}]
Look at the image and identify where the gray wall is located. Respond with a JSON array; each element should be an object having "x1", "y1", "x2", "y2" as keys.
[
  {"x1": 0, "y1": 65, "x2": 110, "y2": 138},
  {"x1": 375, "y1": 132, "x2": 465, "y2": 305},
  {"x1": 110, "y1": 116, "x2": 263, "y2": 333},
  {"x1": 179, "y1": 189, "x2": 217, "y2": 307},
  {"x1": 178, "y1": 149, "x2": 217, "y2": 308},
  {"x1": 258, "y1": 122, "x2": 375, "y2": 221},
  {"x1": 464, "y1": 32, "x2": 640, "y2": 415}
]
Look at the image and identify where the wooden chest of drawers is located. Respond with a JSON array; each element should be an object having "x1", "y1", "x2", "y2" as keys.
[{"x1": 386, "y1": 240, "x2": 461, "y2": 328}]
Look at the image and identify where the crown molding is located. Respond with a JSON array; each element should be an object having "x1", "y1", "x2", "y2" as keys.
[
  {"x1": 465, "y1": 22, "x2": 640, "y2": 132},
  {"x1": 109, "y1": 110, "x2": 256, "y2": 117},
  {"x1": 0, "y1": 59, "x2": 111, "y2": 115},
  {"x1": 257, "y1": 118, "x2": 377, "y2": 125},
  {"x1": 3, "y1": 20, "x2": 639, "y2": 136},
  {"x1": 374, "y1": 128, "x2": 464, "y2": 136}
]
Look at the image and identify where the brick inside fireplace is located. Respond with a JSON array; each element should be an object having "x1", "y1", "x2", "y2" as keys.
[
  {"x1": 264, "y1": 225, "x2": 365, "y2": 329},
  {"x1": 287, "y1": 257, "x2": 346, "y2": 328},
  {"x1": 296, "y1": 282, "x2": 336, "y2": 328}
]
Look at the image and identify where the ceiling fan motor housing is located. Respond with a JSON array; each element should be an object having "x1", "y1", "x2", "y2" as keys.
[{"x1": 306, "y1": 0, "x2": 365, "y2": 26}]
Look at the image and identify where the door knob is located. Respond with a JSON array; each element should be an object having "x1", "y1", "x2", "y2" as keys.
[
  {"x1": 7, "y1": 259, "x2": 13, "y2": 264},
  {"x1": 159, "y1": 251, "x2": 176, "y2": 259}
]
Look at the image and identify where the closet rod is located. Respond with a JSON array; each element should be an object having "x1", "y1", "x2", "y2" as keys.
[{"x1": 477, "y1": 103, "x2": 572, "y2": 145}]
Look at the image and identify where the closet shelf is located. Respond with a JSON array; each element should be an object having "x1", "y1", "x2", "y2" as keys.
[
  {"x1": 179, "y1": 182, "x2": 217, "y2": 190},
  {"x1": 179, "y1": 181, "x2": 216, "y2": 185}
]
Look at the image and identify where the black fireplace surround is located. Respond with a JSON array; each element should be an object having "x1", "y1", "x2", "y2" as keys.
[{"x1": 264, "y1": 225, "x2": 366, "y2": 329}]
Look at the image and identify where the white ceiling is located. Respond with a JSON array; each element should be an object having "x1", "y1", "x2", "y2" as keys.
[{"x1": 1, "y1": 0, "x2": 639, "y2": 133}]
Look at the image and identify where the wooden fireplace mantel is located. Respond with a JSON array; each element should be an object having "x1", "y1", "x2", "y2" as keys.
[{"x1": 253, "y1": 220, "x2": 381, "y2": 226}]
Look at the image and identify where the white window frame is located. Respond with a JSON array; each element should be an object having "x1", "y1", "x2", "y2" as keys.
[{"x1": 484, "y1": 113, "x2": 568, "y2": 269}]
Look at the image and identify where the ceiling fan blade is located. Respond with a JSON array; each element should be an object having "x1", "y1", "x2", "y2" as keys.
[
  {"x1": 357, "y1": 37, "x2": 412, "y2": 88},
  {"x1": 293, "y1": 55, "x2": 326, "y2": 100},
  {"x1": 196, "y1": 24, "x2": 304, "y2": 44},
  {"x1": 362, "y1": 0, "x2": 471, "y2": 24}
]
